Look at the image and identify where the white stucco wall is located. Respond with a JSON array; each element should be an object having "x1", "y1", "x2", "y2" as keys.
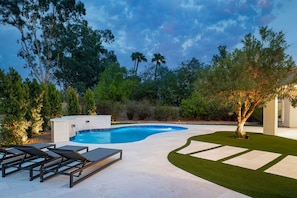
[
  {"x1": 283, "y1": 98, "x2": 297, "y2": 127},
  {"x1": 263, "y1": 97, "x2": 278, "y2": 135},
  {"x1": 50, "y1": 115, "x2": 111, "y2": 143}
]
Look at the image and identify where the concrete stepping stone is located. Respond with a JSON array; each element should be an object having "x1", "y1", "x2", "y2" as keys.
[
  {"x1": 190, "y1": 146, "x2": 247, "y2": 161},
  {"x1": 265, "y1": 155, "x2": 297, "y2": 179},
  {"x1": 223, "y1": 150, "x2": 281, "y2": 170},
  {"x1": 177, "y1": 141, "x2": 220, "y2": 154}
]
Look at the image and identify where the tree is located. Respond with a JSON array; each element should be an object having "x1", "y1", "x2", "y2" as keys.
[
  {"x1": 156, "y1": 58, "x2": 205, "y2": 106},
  {"x1": 54, "y1": 20, "x2": 115, "y2": 94},
  {"x1": 130, "y1": 52, "x2": 147, "y2": 75},
  {"x1": 40, "y1": 82, "x2": 50, "y2": 130},
  {"x1": 132, "y1": 62, "x2": 200, "y2": 106},
  {"x1": 131, "y1": 79, "x2": 158, "y2": 103},
  {"x1": 179, "y1": 93, "x2": 208, "y2": 119},
  {"x1": 0, "y1": 0, "x2": 86, "y2": 84},
  {"x1": 198, "y1": 26, "x2": 296, "y2": 138},
  {"x1": 84, "y1": 89, "x2": 96, "y2": 115},
  {"x1": 151, "y1": 53, "x2": 166, "y2": 80},
  {"x1": 0, "y1": 68, "x2": 30, "y2": 144},
  {"x1": 24, "y1": 78, "x2": 44, "y2": 137},
  {"x1": 47, "y1": 83, "x2": 63, "y2": 118},
  {"x1": 66, "y1": 87, "x2": 81, "y2": 115},
  {"x1": 175, "y1": 58, "x2": 204, "y2": 104},
  {"x1": 94, "y1": 62, "x2": 137, "y2": 102}
]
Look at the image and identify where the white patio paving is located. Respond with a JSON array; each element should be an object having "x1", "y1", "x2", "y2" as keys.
[
  {"x1": 265, "y1": 155, "x2": 297, "y2": 180},
  {"x1": 223, "y1": 150, "x2": 281, "y2": 170},
  {"x1": 176, "y1": 140, "x2": 220, "y2": 154},
  {"x1": 191, "y1": 145, "x2": 247, "y2": 161},
  {"x1": 1, "y1": 124, "x2": 297, "y2": 198}
]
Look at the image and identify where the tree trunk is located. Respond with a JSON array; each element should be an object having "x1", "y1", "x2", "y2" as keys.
[{"x1": 236, "y1": 120, "x2": 246, "y2": 138}]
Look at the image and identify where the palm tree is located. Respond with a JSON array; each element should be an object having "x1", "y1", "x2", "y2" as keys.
[
  {"x1": 151, "y1": 53, "x2": 166, "y2": 80},
  {"x1": 130, "y1": 52, "x2": 147, "y2": 75}
]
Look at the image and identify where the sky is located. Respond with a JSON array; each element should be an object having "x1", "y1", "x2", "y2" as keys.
[{"x1": 0, "y1": 0, "x2": 297, "y2": 79}]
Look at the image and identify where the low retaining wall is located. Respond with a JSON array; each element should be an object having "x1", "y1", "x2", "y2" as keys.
[{"x1": 50, "y1": 115, "x2": 111, "y2": 143}]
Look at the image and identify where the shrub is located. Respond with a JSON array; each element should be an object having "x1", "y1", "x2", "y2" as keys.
[
  {"x1": 40, "y1": 83, "x2": 50, "y2": 130},
  {"x1": 25, "y1": 78, "x2": 44, "y2": 137},
  {"x1": 179, "y1": 94, "x2": 208, "y2": 119},
  {"x1": 66, "y1": 87, "x2": 81, "y2": 115},
  {"x1": 125, "y1": 100, "x2": 137, "y2": 120},
  {"x1": 84, "y1": 89, "x2": 96, "y2": 115},
  {"x1": 47, "y1": 83, "x2": 63, "y2": 118},
  {"x1": 96, "y1": 100, "x2": 123, "y2": 121},
  {"x1": 0, "y1": 68, "x2": 30, "y2": 144},
  {"x1": 136, "y1": 100, "x2": 152, "y2": 120},
  {"x1": 96, "y1": 100, "x2": 113, "y2": 115},
  {"x1": 154, "y1": 105, "x2": 179, "y2": 121}
]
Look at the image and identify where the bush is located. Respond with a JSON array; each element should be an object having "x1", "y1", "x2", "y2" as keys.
[
  {"x1": 179, "y1": 94, "x2": 208, "y2": 119},
  {"x1": 96, "y1": 100, "x2": 113, "y2": 115},
  {"x1": 154, "y1": 106, "x2": 179, "y2": 121},
  {"x1": 0, "y1": 68, "x2": 30, "y2": 144},
  {"x1": 206, "y1": 103, "x2": 236, "y2": 121},
  {"x1": 111, "y1": 102, "x2": 123, "y2": 121},
  {"x1": 25, "y1": 79, "x2": 44, "y2": 136},
  {"x1": 84, "y1": 89, "x2": 96, "y2": 115},
  {"x1": 66, "y1": 87, "x2": 81, "y2": 115},
  {"x1": 136, "y1": 100, "x2": 152, "y2": 120},
  {"x1": 125, "y1": 100, "x2": 137, "y2": 120},
  {"x1": 96, "y1": 100, "x2": 123, "y2": 121}
]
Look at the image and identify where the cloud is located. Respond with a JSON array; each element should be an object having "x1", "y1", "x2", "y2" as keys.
[
  {"x1": 1, "y1": 0, "x2": 296, "y2": 78},
  {"x1": 86, "y1": 0, "x2": 280, "y2": 67}
]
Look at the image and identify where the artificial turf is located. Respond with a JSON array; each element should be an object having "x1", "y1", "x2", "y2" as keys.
[{"x1": 168, "y1": 131, "x2": 297, "y2": 197}]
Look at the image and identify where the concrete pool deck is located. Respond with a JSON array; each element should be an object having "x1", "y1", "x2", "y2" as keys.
[{"x1": 1, "y1": 124, "x2": 297, "y2": 198}]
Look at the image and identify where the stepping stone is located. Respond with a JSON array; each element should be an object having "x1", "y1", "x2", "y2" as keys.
[
  {"x1": 190, "y1": 146, "x2": 247, "y2": 161},
  {"x1": 265, "y1": 155, "x2": 297, "y2": 179},
  {"x1": 224, "y1": 150, "x2": 281, "y2": 170},
  {"x1": 177, "y1": 141, "x2": 220, "y2": 154}
]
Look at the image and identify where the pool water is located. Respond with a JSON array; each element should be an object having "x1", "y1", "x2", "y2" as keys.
[{"x1": 70, "y1": 125, "x2": 187, "y2": 144}]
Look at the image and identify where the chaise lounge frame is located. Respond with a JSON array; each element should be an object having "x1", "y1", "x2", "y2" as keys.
[
  {"x1": 2, "y1": 144, "x2": 88, "y2": 181},
  {"x1": 40, "y1": 147, "x2": 122, "y2": 187},
  {"x1": 0, "y1": 147, "x2": 25, "y2": 170}
]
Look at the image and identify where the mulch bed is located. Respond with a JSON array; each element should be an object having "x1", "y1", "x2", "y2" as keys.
[{"x1": 26, "y1": 131, "x2": 51, "y2": 144}]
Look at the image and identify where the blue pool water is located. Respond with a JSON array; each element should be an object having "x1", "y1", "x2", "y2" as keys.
[{"x1": 70, "y1": 125, "x2": 187, "y2": 144}]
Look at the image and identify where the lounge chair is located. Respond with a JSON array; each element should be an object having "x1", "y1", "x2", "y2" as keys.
[
  {"x1": 0, "y1": 147, "x2": 24, "y2": 170},
  {"x1": 41, "y1": 147, "x2": 122, "y2": 187},
  {"x1": 2, "y1": 144, "x2": 88, "y2": 181},
  {"x1": 0, "y1": 143, "x2": 56, "y2": 171}
]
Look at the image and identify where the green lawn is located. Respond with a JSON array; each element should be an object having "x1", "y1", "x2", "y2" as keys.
[{"x1": 168, "y1": 132, "x2": 297, "y2": 197}]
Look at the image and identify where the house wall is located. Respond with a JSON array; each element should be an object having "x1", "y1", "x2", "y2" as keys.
[
  {"x1": 283, "y1": 98, "x2": 297, "y2": 127},
  {"x1": 263, "y1": 97, "x2": 278, "y2": 135}
]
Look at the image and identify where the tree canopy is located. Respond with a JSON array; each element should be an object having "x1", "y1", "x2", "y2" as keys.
[
  {"x1": 0, "y1": 0, "x2": 86, "y2": 84},
  {"x1": 94, "y1": 62, "x2": 137, "y2": 102},
  {"x1": 0, "y1": 68, "x2": 30, "y2": 144},
  {"x1": 198, "y1": 26, "x2": 296, "y2": 138},
  {"x1": 151, "y1": 53, "x2": 166, "y2": 80},
  {"x1": 131, "y1": 52, "x2": 147, "y2": 75},
  {"x1": 54, "y1": 20, "x2": 115, "y2": 94}
]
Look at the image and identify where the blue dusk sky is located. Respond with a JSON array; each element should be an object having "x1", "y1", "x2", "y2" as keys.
[{"x1": 0, "y1": 0, "x2": 297, "y2": 78}]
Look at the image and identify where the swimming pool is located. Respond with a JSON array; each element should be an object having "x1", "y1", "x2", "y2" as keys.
[{"x1": 70, "y1": 125, "x2": 187, "y2": 144}]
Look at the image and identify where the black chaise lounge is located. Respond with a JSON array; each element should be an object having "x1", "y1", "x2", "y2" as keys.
[
  {"x1": 2, "y1": 144, "x2": 88, "y2": 181},
  {"x1": 40, "y1": 147, "x2": 122, "y2": 187},
  {"x1": 0, "y1": 143, "x2": 57, "y2": 170},
  {"x1": 0, "y1": 147, "x2": 24, "y2": 170}
]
